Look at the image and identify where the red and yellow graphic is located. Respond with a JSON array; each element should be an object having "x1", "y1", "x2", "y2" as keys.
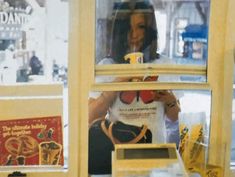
[{"x1": 0, "y1": 116, "x2": 63, "y2": 166}]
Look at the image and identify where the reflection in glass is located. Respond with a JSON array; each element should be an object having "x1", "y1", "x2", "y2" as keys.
[
  {"x1": 180, "y1": 90, "x2": 211, "y2": 143},
  {"x1": 95, "y1": 74, "x2": 207, "y2": 83},
  {"x1": 0, "y1": 0, "x2": 68, "y2": 85},
  {"x1": 89, "y1": 89, "x2": 211, "y2": 143},
  {"x1": 88, "y1": 89, "x2": 211, "y2": 175},
  {"x1": 96, "y1": 0, "x2": 210, "y2": 65},
  {"x1": 0, "y1": 0, "x2": 69, "y2": 168},
  {"x1": 231, "y1": 88, "x2": 235, "y2": 165},
  {"x1": 230, "y1": 71, "x2": 235, "y2": 165}
]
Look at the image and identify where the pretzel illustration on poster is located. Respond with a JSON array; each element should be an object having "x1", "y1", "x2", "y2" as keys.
[{"x1": 0, "y1": 116, "x2": 64, "y2": 166}]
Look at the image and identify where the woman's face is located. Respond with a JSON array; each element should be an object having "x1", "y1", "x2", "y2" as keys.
[{"x1": 128, "y1": 13, "x2": 146, "y2": 52}]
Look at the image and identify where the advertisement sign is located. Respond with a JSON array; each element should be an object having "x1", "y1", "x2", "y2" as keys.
[{"x1": 0, "y1": 116, "x2": 63, "y2": 166}]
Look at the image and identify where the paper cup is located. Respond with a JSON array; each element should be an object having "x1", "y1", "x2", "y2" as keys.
[{"x1": 124, "y1": 52, "x2": 143, "y2": 64}]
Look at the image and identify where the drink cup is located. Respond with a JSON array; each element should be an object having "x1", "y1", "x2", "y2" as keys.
[
  {"x1": 124, "y1": 52, "x2": 143, "y2": 64},
  {"x1": 39, "y1": 141, "x2": 62, "y2": 165}
]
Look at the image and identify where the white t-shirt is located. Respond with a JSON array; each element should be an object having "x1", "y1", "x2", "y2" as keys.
[{"x1": 90, "y1": 56, "x2": 181, "y2": 144}]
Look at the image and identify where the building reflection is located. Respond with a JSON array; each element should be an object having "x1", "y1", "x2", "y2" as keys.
[{"x1": 0, "y1": 0, "x2": 68, "y2": 85}]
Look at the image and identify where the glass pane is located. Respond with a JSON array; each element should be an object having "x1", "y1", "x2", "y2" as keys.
[
  {"x1": 0, "y1": 0, "x2": 69, "y2": 169},
  {"x1": 88, "y1": 89, "x2": 211, "y2": 175},
  {"x1": 231, "y1": 67, "x2": 235, "y2": 167},
  {"x1": 95, "y1": 0, "x2": 210, "y2": 66},
  {"x1": 94, "y1": 74, "x2": 207, "y2": 83},
  {"x1": 0, "y1": 0, "x2": 68, "y2": 85},
  {"x1": 231, "y1": 87, "x2": 235, "y2": 165}
]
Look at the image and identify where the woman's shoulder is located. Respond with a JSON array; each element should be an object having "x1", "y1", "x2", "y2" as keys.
[
  {"x1": 97, "y1": 57, "x2": 116, "y2": 65},
  {"x1": 150, "y1": 55, "x2": 175, "y2": 64}
]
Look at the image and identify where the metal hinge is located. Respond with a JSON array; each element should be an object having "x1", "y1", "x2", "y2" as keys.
[{"x1": 8, "y1": 171, "x2": 26, "y2": 177}]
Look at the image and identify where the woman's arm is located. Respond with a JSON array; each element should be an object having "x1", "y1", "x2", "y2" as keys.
[
  {"x1": 88, "y1": 77, "x2": 132, "y2": 125},
  {"x1": 89, "y1": 91, "x2": 117, "y2": 125},
  {"x1": 164, "y1": 99, "x2": 181, "y2": 122}
]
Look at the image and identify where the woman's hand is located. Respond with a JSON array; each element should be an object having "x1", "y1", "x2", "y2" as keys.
[
  {"x1": 152, "y1": 90, "x2": 180, "y2": 122},
  {"x1": 89, "y1": 76, "x2": 135, "y2": 125},
  {"x1": 89, "y1": 91, "x2": 117, "y2": 125},
  {"x1": 152, "y1": 90, "x2": 176, "y2": 104}
]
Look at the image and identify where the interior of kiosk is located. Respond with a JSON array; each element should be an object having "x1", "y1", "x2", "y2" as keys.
[
  {"x1": 85, "y1": 0, "x2": 234, "y2": 177},
  {"x1": 0, "y1": 0, "x2": 234, "y2": 177}
]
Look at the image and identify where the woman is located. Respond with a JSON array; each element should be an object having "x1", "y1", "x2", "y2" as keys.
[
  {"x1": 89, "y1": 0, "x2": 180, "y2": 144},
  {"x1": 109, "y1": 0, "x2": 158, "y2": 63}
]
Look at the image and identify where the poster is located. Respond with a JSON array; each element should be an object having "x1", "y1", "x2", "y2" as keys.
[{"x1": 0, "y1": 116, "x2": 63, "y2": 166}]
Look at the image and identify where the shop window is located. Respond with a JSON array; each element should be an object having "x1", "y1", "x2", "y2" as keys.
[
  {"x1": 0, "y1": 0, "x2": 68, "y2": 85},
  {"x1": 94, "y1": 74, "x2": 207, "y2": 84},
  {"x1": 95, "y1": 0, "x2": 210, "y2": 71},
  {"x1": 89, "y1": 0, "x2": 227, "y2": 176},
  {"x1": 88, "y1": 89, "x2": 212, "y2": 175},
  {"x1": 0, "y1": 0, "x2": 69, "y2": 172}
]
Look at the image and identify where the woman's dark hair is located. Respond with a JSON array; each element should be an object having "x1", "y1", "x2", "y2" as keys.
[{"x1": 109, "y1": 0, "x2": 158, "y2": 63}]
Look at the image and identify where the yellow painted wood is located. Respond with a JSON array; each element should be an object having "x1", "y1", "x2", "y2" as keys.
[
  {"x1": 91, "y1": 82, "x2": 210, "y2": 91},
  {"x1": 207, "y1": 0, "x2": 234, "y2": 176},
  {"x1": 0, "y1": 84, "x2": 63, "y2": 97},
  {"x1": 66, "y1": 0, "x2": 85, "y2": 176},
  {"x1": 115, "y1": 143, "x2": 176, "y2": 149},
  {"x1": 96, "y1": 64, "x2": 206, "y2": 77},
  {"x1": 207, "y1": 0, "x2": 229, "y2": 159},
  {"x1": 223, "y1": 0, "x2": 235, "y2": 176},
  {"x1": 0, "y1": 98, "x2": 62, "y2": 119},
  {"x1": 73, "y1": 0, "x2": 95, "y2": 176}
]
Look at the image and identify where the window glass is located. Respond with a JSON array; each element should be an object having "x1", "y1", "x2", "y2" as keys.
[
  {"x1": 0, "y1": 0, "x2": 69, "y2": 169},
  {"x1": 231, "y1": 61, "x2": 235, "y2": 167},
  {"x1": 94, "y1": 74, "x2": 206, "y2": 83},
  {"x1": 0, "y1": 0, "x2": 68, "y2": 85},
  {"x1": 95, "y1": 0, "x2": 210, "y2": 66},
  {"x1": 88, "y1": 89, "x2": 211, "y2": 175}
]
